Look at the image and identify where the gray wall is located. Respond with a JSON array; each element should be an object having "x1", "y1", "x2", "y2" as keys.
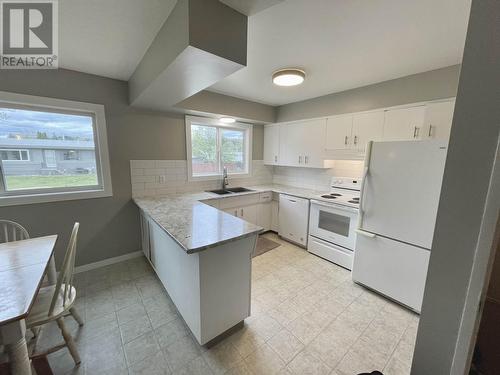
[
  {"x1": 0, "y1": 68, "x2": 264, "y2": 267},
  {"x1": 176, "y1": 90, "x2": 276, "y2": 124},
  {"x1": 276, "y1": 65, "x2": 461, "y2": 122},
  {"x1": 412, "y1": 0, "x2": 500, "y2": 374}
]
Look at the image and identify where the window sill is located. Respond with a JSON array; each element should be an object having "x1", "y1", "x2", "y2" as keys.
[{"x1": 0, "y1": 188, "x2": 113, "y2": 207}]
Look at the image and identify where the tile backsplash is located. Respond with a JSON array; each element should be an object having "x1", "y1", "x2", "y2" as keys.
[
  {"x1": 272, "y1": 160, "x2": 364, "y2": 191},
  {"x1": 130, "y1": 160, "x2": 273, "y2": 197},
  {"x1": 130, "y1": 159, "x2": 363, "y2": 197}
]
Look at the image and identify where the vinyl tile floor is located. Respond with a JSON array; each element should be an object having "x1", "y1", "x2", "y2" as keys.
[{"x1": 38, "y1": 232, "x2": 419, "y2": 375}]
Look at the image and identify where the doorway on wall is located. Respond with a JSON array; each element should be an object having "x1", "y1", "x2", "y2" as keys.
[{"x1": 469, "y1": 216, "x2": 500, "y2": 375}]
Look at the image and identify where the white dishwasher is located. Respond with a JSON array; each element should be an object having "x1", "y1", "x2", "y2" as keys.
[{"x1": 278, "y1": 194, "x2": 310, "y2": 247}]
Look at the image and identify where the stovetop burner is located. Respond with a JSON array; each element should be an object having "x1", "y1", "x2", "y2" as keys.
[
  {"x1": 321, "y1": 195, "x2": 337, "y2": 199},
  {"x1": 348, "y1": 200, "x2": 359, "y2": 204}
]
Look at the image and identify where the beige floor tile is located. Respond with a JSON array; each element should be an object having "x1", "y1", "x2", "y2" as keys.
[
  {"x1": 128, "y1": 351, "x2": 170, "y2": 375},
  {"x1": 176, "y1": 356, "x2": 213, "y2": 375},
  {"x1": 119, "y1": 315, "x2": 153, "y2": 344},
  {"x1": 266, "y1": 302, "x2": 302, "y2": 326},
  {"x1": 306, "y1": 330, "x2": 352, "y2": 369},
  {"x1": 147, "y1": 305, "x2": 178, "y2": 329},
  {"x1": 287, "y1": 349, "x2": 331, "y2": 375},
  {"x1": 44, "y1": 236, "x2": 419, "y2": 375},
  {"x1": 244, "y1": 343, "x2": 286, "y2": 375},
  {"x1": 155, "y1": 317, "x2": 190, "y2": 348},
  {"x1": 123, "y1": 331, "x2": 161, "y2": 366},
  {"x1": 246, "y1": 313, "x2": 282, "y2": 341},
  {"x1": 268, "y1": 329, "x2": 304, "y2": 363},
  {"x1": 285, "y1": 316, "x2": 321, "y2": 345},
  {"x1": 116, "y1": 302, "x2": 147, "y2": 325},
  {"x1": 202, "y1": 341, "x2": 243, "y2": 374},
  {"x1": 391, "y1": 339, "x2": 416, "y2": 367},
  {"x1": 335, "y1": 339, "x2": 388, "y2": 375},
  {"x1": 384, "y1": 355, "x2": 412, "y2": 375},
  {"x1": 227, "y1": 325, "x2": 267, "y2": 358},
  {"x1": 163, "y1": 335, "x2": 202, "y2": 371},
  {"x1": 225, "y1": 360, "x2": 253, "y2": 375}
]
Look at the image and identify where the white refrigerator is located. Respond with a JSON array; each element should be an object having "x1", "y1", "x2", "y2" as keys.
[{"x1": 352, "y1": 140, "x2": 447, "y2": 312}]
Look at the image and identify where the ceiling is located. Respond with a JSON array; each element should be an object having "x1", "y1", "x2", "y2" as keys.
[
  {"x1": 209, "y1": 0, "x2": 472, "y2": 105},
  {"x1": 59, "y1": 0, "x2": 177, "y2": 80},
  {"x1": 58, "y1": 0, "x2": 471, "y2": 106}
]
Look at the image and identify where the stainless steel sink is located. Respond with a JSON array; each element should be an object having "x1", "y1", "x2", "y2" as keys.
[
  {"x1": 206, "y1": 187, "x2": 254, "y2": 195},
  {"x1": 226, "y1": 187, "x2": 254, "y2": 193},
  {"x1": 206, "y1": 189, "x2": 232, "y2": 195}
]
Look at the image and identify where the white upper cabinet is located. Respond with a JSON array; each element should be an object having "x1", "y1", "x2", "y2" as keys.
[
  {"x1": 422, "y1": 99, "x2": 455, "y2": 141},
  {"x1": 264, "y1": 99, "x2": 455, "y2": 167},
  {"x1": 263, "y1": 124, "x2": 280, "y2": 165},
  {"x1": 383, "y1": 106, "x2": 426, "y2": 141},
  {"x1": 302, "y1": 119, "x2": 327, "y2": 167},
  {"x1": 279, "y1": 119, "x2": 327, "y2": 168},
  {"x1": 326, "y1": 114, "x2": 353, "y2": 150},
  {"x1": 280, "y1": 122, "x2": 302, "y2": 166},
  {"x1": 352, "y1": 111, "x2": 385, "y2": 152}
]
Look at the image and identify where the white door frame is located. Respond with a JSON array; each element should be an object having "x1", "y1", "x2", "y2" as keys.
[{"x1": 451, "y1": 139, "x2": 500, "y2": 374}]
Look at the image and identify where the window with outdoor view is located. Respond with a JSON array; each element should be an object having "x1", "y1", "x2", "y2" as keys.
[
  {"x1": 186, "y1": 116, "x2": 252, "y2": 179},
  {"x1": 0, "y1": 91, "x2": 112, "y2": 206}
]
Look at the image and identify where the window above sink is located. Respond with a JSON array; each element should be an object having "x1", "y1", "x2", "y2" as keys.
[{"x1": 185, "y1": 116, "x2": 253, "y2": 181}]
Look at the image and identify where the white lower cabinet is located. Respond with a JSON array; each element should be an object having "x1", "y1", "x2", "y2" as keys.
[
  {"x1": 139, "y1": 210, "x2": 150, "y2": 259},
  {"x1": 141, "y1": 212, "x2": 254, "y2": 345},
  {"x1": 278, "y1": 194, "x2": 309, "y2": 247},
  {"x1": 271, "y1": 199, "x2": 279, "y2": 232},
  {"x1": 217, "y1": 192, "x2": 275, "y2": 231}
]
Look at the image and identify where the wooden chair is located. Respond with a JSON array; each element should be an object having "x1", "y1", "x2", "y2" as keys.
[
  {"x1": 26, "y1": 223, "x2": 84, "y2": 365},
  {"x1": 0, "y1": 220, "x2": 29, "y2": 243}
]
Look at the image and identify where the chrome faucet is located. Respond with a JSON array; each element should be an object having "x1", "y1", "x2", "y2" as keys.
[{"x1": 221, "y1": 166, "x2": 228, "y2": 190}]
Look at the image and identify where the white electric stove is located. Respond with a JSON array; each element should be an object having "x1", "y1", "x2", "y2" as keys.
[{"x1": 308, "y1": 177, "x2": 361, "y2": 270}]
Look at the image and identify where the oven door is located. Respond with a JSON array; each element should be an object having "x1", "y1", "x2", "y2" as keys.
[{"x1": 309, "y1": 200, "x2": 358, "y2": 250}]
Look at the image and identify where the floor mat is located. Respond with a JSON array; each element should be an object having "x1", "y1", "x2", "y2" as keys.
[{"x1": 254, "y1": 236, "x2": 281, "y2": 257}]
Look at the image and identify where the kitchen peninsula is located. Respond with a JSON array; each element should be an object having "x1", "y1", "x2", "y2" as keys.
[{"x1": 134, "y1": 193, "x2": 262, "y2": 345}]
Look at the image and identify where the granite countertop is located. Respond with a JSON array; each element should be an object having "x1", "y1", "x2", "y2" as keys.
[{"x1": 134, "y1": 184, "x2": 327, "y2": 254}]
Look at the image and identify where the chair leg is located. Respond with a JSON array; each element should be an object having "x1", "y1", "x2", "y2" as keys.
[
  {"x1": 56, "y1": 318, "x2": 81, "y2": 365},
  {"x1": 69, "y1": 307, "x2": 84, "y2": 327}
]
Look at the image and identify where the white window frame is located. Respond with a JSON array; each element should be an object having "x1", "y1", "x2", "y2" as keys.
[
  {"x1": 185, "y1": 115, "x2": 253, "y2": 181},
  {"x1": 0, "y1": 91, "x2": 113, "y2": 206},
  {"x1": 0, "y1": 149, "x2": 30, "y2": 162}
]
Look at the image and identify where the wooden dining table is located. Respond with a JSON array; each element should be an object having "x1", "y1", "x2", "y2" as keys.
[{"x1": 0, "y1": 235, "x2": 58, "y2": 375}]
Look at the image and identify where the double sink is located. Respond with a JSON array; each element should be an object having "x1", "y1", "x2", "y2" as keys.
[{"x1": 206, "y1": 187, "x2": 254, "y2": 195}]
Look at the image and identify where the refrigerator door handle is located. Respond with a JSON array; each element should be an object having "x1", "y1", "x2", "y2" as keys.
[
  {"x1": 356, "y1": 229, "x2": 377, "y2": 238},
  {"x1": 358, "y1": 141, "x2": 373, "y2": 216}
]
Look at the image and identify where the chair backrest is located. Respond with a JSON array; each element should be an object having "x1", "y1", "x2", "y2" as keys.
[
  {"x1": 0, "y1": 220, "x2": 29, "y2": 243},
  {"x1": 49, "y1": 222, "x2": 79, "y2": 315}
]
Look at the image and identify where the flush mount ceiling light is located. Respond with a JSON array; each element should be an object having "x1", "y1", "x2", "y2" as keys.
[
  {"x1": 272, "y1": 68, "x2": 306, "y2": 86},
  {"x1": 220, "y1": 117, "x2": 236, "y2": 124}
]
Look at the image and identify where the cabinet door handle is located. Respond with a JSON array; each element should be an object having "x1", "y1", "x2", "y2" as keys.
[
  {"x1": 240, "y1": 208, "x2": 244, "y2": 216},
  {"x1": 274, "y1": 155, "x2": 278, "y2": 162},
  {"x1": 305, "y1": 156, "x2": 309, "y2": 164},
  {"x1": 428, "y1": 125, "x2": 433, "y2": 138},
  {"x1": 413, "y1": 126, "x2": 419, "y2": 138},
  {"x1": 288, "y1": 199, "x2": 296, "y2": 203},
  {"x1": 353, "y1": 136, "x2": 358, "y2": 145},
  {"x1": 234, "y1": 210, "x2": 238, "y2": 216},
  {"x1": 344, "y1": 136, "x2": 348, "y2": 145},
  {"x1": 298, "y1": 156, "x2": 302, "y2": 164}
]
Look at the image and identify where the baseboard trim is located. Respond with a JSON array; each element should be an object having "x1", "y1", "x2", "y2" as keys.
[{"x1": 74, "y1": 250, "x2": 144, "y2": 274}]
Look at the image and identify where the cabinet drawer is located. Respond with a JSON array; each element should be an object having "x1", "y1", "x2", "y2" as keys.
[
  {"x1": 218, "y1": 193, "x2": 260, "y2": 209},
  {"x1": 259, "y1": 192, "x2": 272, "y2": 203}
]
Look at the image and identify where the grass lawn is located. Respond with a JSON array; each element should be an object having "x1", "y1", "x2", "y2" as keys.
[{"x1": 6, "y1": 174, "x2": 98, "y2": 190}]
